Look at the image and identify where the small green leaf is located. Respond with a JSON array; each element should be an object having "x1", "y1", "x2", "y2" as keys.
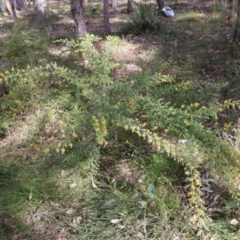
[
  {"x1": 148, "y1": 183, "x2": 156, "y2": 198},
  {"x1": 139, "y1": 200, "x2": 147, "y2": 208},
  {"x1": 226, "y1": 201, "x2": 240, "y2": 208},
  {"x1": 0, "y1": 122, "x2": 9, "y2": 130}
]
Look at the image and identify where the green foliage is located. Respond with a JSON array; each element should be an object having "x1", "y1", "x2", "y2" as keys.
[
  {"x1": 85, "y1": 4, "x2": 102, "y2": 19},
  {"x1": 0, "y1": 21, "x2": 50, "y2": 68},
  {"x1": 1, "y1": 33, "x2": 240, "y2": 237},
  {"x1": 121, "y1": 2, "x2": 160, "y2": 35}
]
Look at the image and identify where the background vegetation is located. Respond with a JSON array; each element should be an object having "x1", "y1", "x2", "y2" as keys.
[{"x1": 0, "y1": 0, "x2": 240, "y2": 239}]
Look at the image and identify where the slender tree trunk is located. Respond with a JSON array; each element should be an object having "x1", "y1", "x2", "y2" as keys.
[
  {"x1": 233, "y1": 0, "x2": 240, "y2": 43},
  {"x1": 33, "y1": 0, "x2": 47, "y2": 18},
  {"x1": 156, "y1": 0, "x2": 164, "y2": 10},
  {"x1": 103, "y1": 0, "x2": 111, "y2": 34},
  {"x1": 0, "y1": 82, "x2": 6, "y2": 98},
  {"x1": 70, "y1": 0, "x2": 87, "y2": 38},
  {"x1": 5, "y1": 0, "x2": 17, "y2": 19},
  {"x1": 127, "y1": 0, "x2": 133, "y2": 13},
  {"x1": 227, "y1": 0, "x2": 234, "y2": 22},
  {"x1": 111, "y1": 0, "x2": 117, "y2": 9}
]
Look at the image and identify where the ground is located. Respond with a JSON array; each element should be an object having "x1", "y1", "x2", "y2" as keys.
[{"x1": 0, "y1": 0, "x2": 240, "y2": 239}]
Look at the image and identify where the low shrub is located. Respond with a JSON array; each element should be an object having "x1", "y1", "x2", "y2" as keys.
[
  {"x1": 1, "y1": 34, "x2": 240, "y2": 236},
  {"x1": 121, "y1": 2, "x2": 160, "y2": 35}
]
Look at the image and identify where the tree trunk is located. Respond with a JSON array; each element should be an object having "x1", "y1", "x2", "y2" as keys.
[
  {"x1": 70, "y1": 0, "x2": 87, "y2": 38},
  {"x1": 33, "y1": 0, "x2": 47, "y2": 18},
  {"x1": 227, "y1": 0, "x2": 234, "y2": 22},
  {"x1": 103, "y1": 0, "x2": 111, "y2": 34},
  {"x1": 127, "y1": 0, "x2": 133, "y2": 13},
  {"x1": 0, "y1": 82, "x2": 6, "y2": 98},
  {"x1": 5, "y1": 0, "x2": 17, "y2": 19},
  {"x1": 15, "y1": 0, "x2": 25, "y2": 10},
  {"x1": 233, "y1": 0, "x2": 240, "y2": 43},
  {"x1": 156, "y1": 0, "x2": 164, "y2": 10},
  {"x1": 111, "y1": 0, "x2": 117, "y2": 9}
]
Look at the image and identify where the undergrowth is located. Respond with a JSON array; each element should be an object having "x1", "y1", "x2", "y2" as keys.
[
  {"x1": 121, "y1": 2, "x2": 160, "y2": 35},
  {"x1": 0, "y1": 9, "x2": 240, "y2": 239}
]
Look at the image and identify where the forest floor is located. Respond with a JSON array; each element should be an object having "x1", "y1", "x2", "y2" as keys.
[{"x1": 0, "y1": 0, "x2": 240, "y2": 239}]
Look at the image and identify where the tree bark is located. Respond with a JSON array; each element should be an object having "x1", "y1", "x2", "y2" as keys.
[
  {"x1": 103, "y1": 0, "x2": 111, "y2": 35},
  {"x1": 127, "y1": 0, "x2": 133, "y2": 13},
  {"x1": 33, "y1": 0, "x2": 47, "y2": 18},
  {"x1": 227, "y1": 0, "x2": 234, "y2": 22},
  {"x1": 233, "y1": 0, "x2": 240, "y2": 43},
  {"x1": 70, "y1": 0, "x2": 87, "y2": 38},
  {"x1": 156, "y1": 0, "x2": 164, "y2": 10},
  {"x1": 5, "y1": 0, "x2": 17, "y2": 19},
  {"x1": 111, "y1": 0, "x2": 117, "y2": 9},
  {"x1": 0, "y1": 82, "x2": 6, "y2": 98}
]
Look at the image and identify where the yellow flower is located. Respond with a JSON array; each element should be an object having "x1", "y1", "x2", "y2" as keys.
[
  {"x1": 148, "y1": 137, "x2": 153, "y2": 143},
  {"x1": 184, "y1": 120, "x2": 190, "y2": 126},
  {"x1": 61, "y1": 148, "x2": 65, "y2": 154},
  {"x1": 191, "y1": 215, "x2": 197, "y2": 222},
  {"x1": 195, "y1": 179, "x2": 201, "y2": 186},
  {"x1": 72, "y1": 132, "x2": 77, "y2": 138},
  {"x1": 194, "y1": 102, "x2": 199, "y2": 107},
  {"x1": 44, "y1": 148, "x2": 50, "y2": 154},
  {"x1": 35, "y1": 147, "x2": 40, "y2": 152},
  {"x1": 95, "y1": 127, "x2": 100, "y2": 132}
]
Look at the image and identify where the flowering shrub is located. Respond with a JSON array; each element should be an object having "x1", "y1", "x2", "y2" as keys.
[{"x1": 1, "y1": 34, "x2": 240, "y2": 230}]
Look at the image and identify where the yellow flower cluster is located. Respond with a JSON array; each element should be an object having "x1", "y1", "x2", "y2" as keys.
[
  {"x1": 190, "y1": 102, "x2": 200, "y2": 108},
  {"x1": 82, "y1": 89, "x2": 92, "y2": 98},
  {"x1": 113, "y1": 102, "x2": 119, "y2": 109},
  {"x1": 92, "y1": 115, "x2": 108, "y2": 144},
  {"x1": 128, "y1": 98, "x2": 135, "y2": 107},
  {"x1": 56, "y1": 142, "x2": 73, "y2": 154},
  {"x1": 92, "y1": 115, "x2": 100, "y2": 132},
  {"x1": 72, "y1": 132, "x2": 78, "y2": 138},
  {"x1": 59, "y1": 120, "x2": 67, "y2": 128},
  {"x1": 223, "y1": 122, "x2": 232, "y2": 131},
  {"x1": 184, "y1": 119, "x2": 190, "y2": 126}
]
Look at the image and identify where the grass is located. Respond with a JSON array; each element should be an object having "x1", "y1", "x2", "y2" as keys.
[
  {"x1": 176, "y1": 11, "x2": 205, "y2": 23},
  {"x1": 1, "y1": 0, "x2": 240, "y2": 239},
  {"x1": 0, "y1": 154, "x2": 189, "y2": 239}
]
